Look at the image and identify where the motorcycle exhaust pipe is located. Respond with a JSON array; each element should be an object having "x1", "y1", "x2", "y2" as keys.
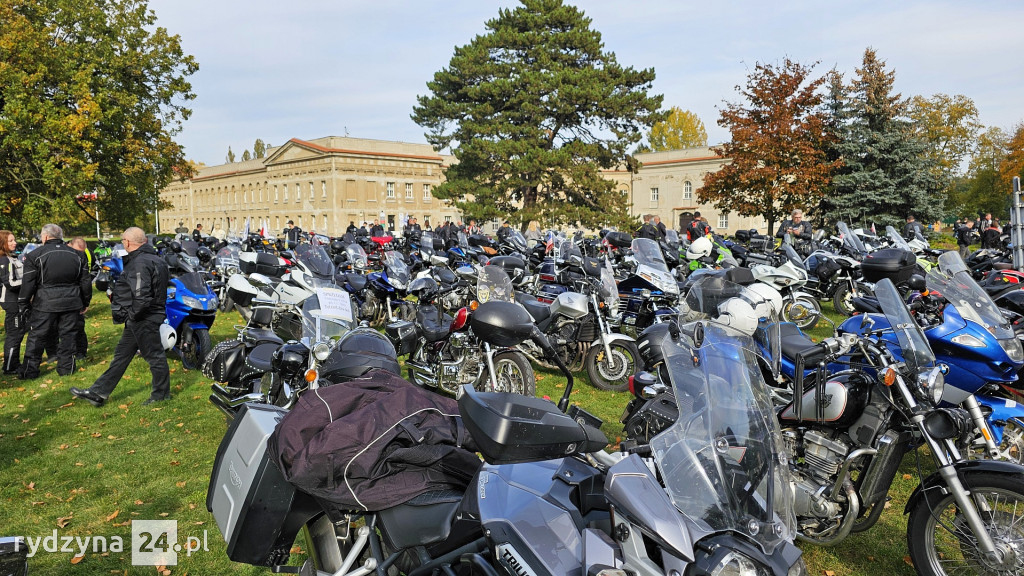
[{"x1": 406, "y1": 360, "x2": 438, "y2": 387}]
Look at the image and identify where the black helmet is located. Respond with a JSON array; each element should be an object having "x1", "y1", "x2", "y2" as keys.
[
  {"x1": 409, "y1": 277, "x2": 439, "y2": 300},
  {"x1": 94, "y1": 271, "x2": 110, "y2": 292},
  {"x1": 196, "y1": 246, "x2": 214, "y2": 264},
  {"x1": 319, "y1": 328, "x2": 400, "y2": 383},
  {"x1": 169, "y1": 240, "x2": 182, "y2": 253},
  {"x1": 330, "y1": 238, "x2": 345, "y2": 255}
]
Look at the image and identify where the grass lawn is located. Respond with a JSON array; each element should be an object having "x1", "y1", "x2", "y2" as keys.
[{"x1": 0, "y1": 292, "x2": 925, "y2": 575}]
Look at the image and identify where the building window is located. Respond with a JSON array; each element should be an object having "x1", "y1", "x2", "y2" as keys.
[
  {"x1": 275, "y1": 216, "x2": 280, "y2": 230},
  {"x1": 406, "y1": 183, "x2": 413, "y2": 199},
  {"x1": 296, "y1": 183, "x2": 302, "y2": 202},
  {"x1": 322, "y1": 214, "x2": 328, "y2": 231},
  {"x1": 298, "y1": 215, "x2": 302, "y2": 228},
  {"x1": 718, "y1": 213, "x2": 729, "y2": 229},
  {"x1": 444, "y1": 215, "x2": 452, "y2": 223},
  {"x1": 274, "y1": 185, "x2": 279, "y2": 202},
  {"x1": 423, "y1": 184, "x2": 431, "y2": 200},
  {"x1": 283, "y1": 184, "x2": 288, "y2": 202},
  {"x1": 650, "y1": 187, "x2": 659, "y2": 206},
  {"x1": 386, "y1": 182, "x2": 395, "y2": 199},
  {"x1": 683, "y1": 181, "x2": 692, "y2": 199},
  {"x1": 309, "y1": 181, "x2": 314, "y2": 202},
  {"x1": 321, "y1": 181, "x2": 327, "y2": 200}
]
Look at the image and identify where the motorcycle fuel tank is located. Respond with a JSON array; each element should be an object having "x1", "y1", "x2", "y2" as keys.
[
  {"x1": 551, "y1": 291, "x2": 590, "y2": 320},
  {"x1": 778, "y1": 372, "x2": 870, "y2": 427}
]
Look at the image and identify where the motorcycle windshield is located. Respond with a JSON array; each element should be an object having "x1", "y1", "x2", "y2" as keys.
[
  {"x1": 875, "y1": 278, "x2": 934, "y2": 373},
  {"x1": 781, "y1": 243, "x2": 804, "y2": 269},
  {"x1": 558, "y1": 239, "x2": 582, "y2": 262},
  {"x1": 509, "y1": 230, "x2": 528, "y2": 251},
  {"x1": 295, "y1": 243, "x2": 335, "y2": 278},
  {"x1": 177, "y1": 271, "x2": 209, "y2": 295},
  {"x1": 179, "y1": 239, "x2": 200, "y2": 257},
  {"x1": 650, "y1": 323, "x2": 795, "y2": 553},
  {"x1": 885, "y1": 226, "x2": 913, "y2": 251},
  {"x1": 837, "y1": 222, "x2": 867, "y2": 255},
  {"x1": 345, "y1": 244, "x2": 368, "y2": 268},
  {"x1": 477, "y1": 265, "x2": 514, "y2": 303},
  {"x1": 458, "y1": 232, "x2": 470, "y2": 249},
  {"x1": 301, "y1": 278, "x2": 355, "y2": 342},
  {"x1": 931, "y1": 251, "x2": 1019, "y2": 349},
  {"x1": 384, "y1": 251, "x2": 410, "y2": 289},
  {"x1": 665, "y1": 229, "x2": 679, "y2": 245},
  {"x1": 631, "y1": 238, "x2": 670, "y2": 273},
  {"x1": 216, "y1": 244, "x2": 240, "y2": 260}
]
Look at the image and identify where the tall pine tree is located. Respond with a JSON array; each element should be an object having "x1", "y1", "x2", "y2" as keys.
[{"x1": 824, "y1": 49, "x2": 942, "y2": 230}]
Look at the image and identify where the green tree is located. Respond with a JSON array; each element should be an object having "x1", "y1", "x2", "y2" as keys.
[
  {"x1": 698, "y1": 58, "x2": 839, "y2": 236},
  {"x1": 647, "y1": 107, "x2": 708, "y2": 151},
  {"x1": 823, "y1": 48, "x2": 942, "y2": 230},
  {"x1": 241, "y1": 149, "x2": 252, "y2": 162},
  {"x1": 253, "y1": 138, "x2": 267, "y2": 159},
  {"x1": 411, "y1": 0, "x2": 664, "y2": 230},
  {"x1": 226, "y1": 146, "x2": 236, "y2": 164},
  {"x1": 908, "y1": 93, "x2": 981, "y2": 210},
  {"x1": 949, "y1": 126, "x2": 1008, "y2": 219},
  {"x1": 999, "y1": 122, "x2": 1024, "y2": 195},
  {"x1": 0, "y1": 0, "x2": 197, "y2": 231}
]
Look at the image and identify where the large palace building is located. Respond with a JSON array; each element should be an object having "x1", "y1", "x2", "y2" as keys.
[
  {"x1": 159, "y1": 137, "x2": 766, "y2": 237},
  {"x1": 158, "y1": 136, "x2": 461, "y2": 237}
]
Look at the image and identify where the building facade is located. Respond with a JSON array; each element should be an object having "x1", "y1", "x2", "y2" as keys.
[
  {"x1": 603, "y1": 147, "x2": 768, "y2": 235},
  {"x1": 159, "y1": 136, "x2": 461, "y2": 237}
]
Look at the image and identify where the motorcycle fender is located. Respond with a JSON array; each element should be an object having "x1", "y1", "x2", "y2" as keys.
[
  {"x1": 188, "y1": 321, "x2": 212, "y2": 332},
  {"x1": 904, "y1": 459, "x2": 1024, "y2": 515},
  {"x1": 591, "y1": 333, "x2": 635, "y2": 348},
  {"x1": 976, "y1": 393, "x2": 1024, "y2": 445},
  {"x1": 791, "y1": 291, "x2": 817, "y2": 302}
]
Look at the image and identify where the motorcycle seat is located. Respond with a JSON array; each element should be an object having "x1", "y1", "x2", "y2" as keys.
[
  {"x1": 779, "y1": 323, "x2": 826, "y2": 365},
  {"x1": 346, "y1": 273, "x2": 367, "y2": 292},
  {"x1": 243, "y1": 327, "x2": 284, "y2": 347},
  {"x1": 419, "y1": 311, "x2": 453, "y2": 343},
  {"x1": 377, "y1": 489, "x2": 463, "y2": 551},
  {"x1": 515, "y1": 292, "x2": 551, "y2": 322},
  {"x1": 244, "y1": 342, "x2": 278, "y2": 374}
]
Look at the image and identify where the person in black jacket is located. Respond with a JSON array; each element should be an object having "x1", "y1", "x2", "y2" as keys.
[
  {"x1": 71, "y1": 227, "x2": 170, "y2": 406},
  {"x1": 0, "y1": 230, "x2": 25, "y2": 374},
  {"x1": 283, "y1": 220, "x2": 302, "y2": 247},
  {"x1": 17, "y1": 224, "x2": 91, "y2": 379},
  {"x1": 370, "y1": 219, "x2": 385, "y2": 237},
  {"x1": 404, "y1": 217, "x2": 422, "y2": 243},
  {"x1": 192, "y1": 223, "x2": 203, "y2": 242}
]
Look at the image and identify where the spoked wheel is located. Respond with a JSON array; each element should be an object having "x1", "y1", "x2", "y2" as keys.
[
  {"x1": 992, "y1": 420, "x2": 1024, "y2": 464},
  {"x1": 179, "y1": 328, "x2": 212, "y2": 370},
  {"x1": 585, "y1": 341, "x2": 638, "y2": 392},
  {"x1": 479, "y1": 351, "x2": 535, "y2": 396},
  {"x1": 832, "y1": 282, "x2": 873, "y2": 316},
  {"x1": 907, "y1": 472, "x2": 1024, "y2": 575},
  {"x1": 782, "y1": 296, "x2": 821, "y2": 330}
]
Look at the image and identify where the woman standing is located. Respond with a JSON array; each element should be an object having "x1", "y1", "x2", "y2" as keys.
[
  {"x1": 0, "y1": 231, "x2": 25, "y2": 374},
  {"x1": 525, "y1": 220, "x2": 543, "y2": 244}
]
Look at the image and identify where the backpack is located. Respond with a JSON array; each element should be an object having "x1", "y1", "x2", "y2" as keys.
[{"x1": 687, "y1": 219, "x2": 709, "y2": 242}]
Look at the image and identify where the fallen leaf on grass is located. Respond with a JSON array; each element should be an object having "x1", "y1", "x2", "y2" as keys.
[
  {"x1": 904, "y1": 555, "x2": 914, "y2": 566},
  {"x1": 158, "y1": 512, "x2": 169, "y2": 517},
  {"x1": 175, "y1": 481, "x2": 186, "y2": 488},
  {"x1": 70, "y1": 554, "x2": 84, "y2": 564},
  {"x1": 91, "y1": 432, "x2": 102, "y2": 438},
  {"x1": 169, "y1": 461, "x2": 180, "y2": 466},
  {"x1": 290, "y1": 546, "x2": 303, "y2": 554},
  {"x1": 134, "y1": 499, "x2": 144, "y2": 505},
  {"x1": 58, "y1": 444, "x2": 68, "y2": 450},
  {"x1": 31, "y1": 501, "x2": 45, "y2": 506},
  {"x1": 57, "y1": 514, "x2": 73, "y2": 528},
  {"x1": 118, "y1": 404, "x2": 128, "y2": 410},
  {"x1": 824, "y1": 571, "x2": 835, "y2": 576},
  {"x1": 903, "y1": 473, "x2": 913, "y2": 480},
  {"x1": 127, "y1": 450, "x2": 135, "y2": 454},
  {"x1": 74, "y1": 462, "x2": 83, "y2": 467},
  {"x1": 25, "y1": 481, "x2": 35, "y2": 490},
  {"x1": 105, "y1": 510, "x2": 119, "y2": 522}
]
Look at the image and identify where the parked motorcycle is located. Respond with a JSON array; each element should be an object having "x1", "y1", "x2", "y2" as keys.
[
  {"x1": 164, "y1": 253, "x2": 219, "y2": 370},
  {"x1": 207, "y1": 317, "x2": 806, "y2": 576},
  {"x1": 615, "y1": 238, "x2": 680, "y2": 338},
  {"x1": 386, "y1": 265, "x2": 537, "y2": 397},
  {"x1": 750, "y1": 240, "x2": 821, "y2": 330}
]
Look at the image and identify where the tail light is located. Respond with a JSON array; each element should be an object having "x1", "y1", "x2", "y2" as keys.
[
  {"x1": 450, "y1": 307, "x2": 469, "y2": 332},
  {"x1": 627, "y1": 375, "x2": 635, "y2": 396}
]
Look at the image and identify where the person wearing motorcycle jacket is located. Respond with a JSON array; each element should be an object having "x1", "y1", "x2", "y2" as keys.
[
  {"x1": 0, "y1": 230, "x2": 25, "y2": 374},
  {"x1": 71, "y1": 227, "x2": 170, "y2": 407},
  {"x1": 776, "y1": 209, "x2": 811, "y2": 242},
  {"x1": 17, "y1": 224, "x2": 91, "y2": 380}
]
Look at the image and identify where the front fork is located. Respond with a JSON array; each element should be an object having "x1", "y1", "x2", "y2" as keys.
[
  {"x1": 592, "y1": 294, "x2": 615, "y2": 361},
  {"x1": 964, "y1": 394, "x2": 1000, "y2": 458}
]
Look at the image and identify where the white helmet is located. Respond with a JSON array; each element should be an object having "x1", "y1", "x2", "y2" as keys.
[
  {"x1": 742, "y1": 283, "x2": 783, "y2": 318},
  {"x1": 159, "y1": 323, "x2": 177, "y2": 351},
  {"x1": 715, "y1": 297, "x2": 758, "y2": 336},
  {"x1": 686, "y1": 236, "x2": 713, "y2": 260}
]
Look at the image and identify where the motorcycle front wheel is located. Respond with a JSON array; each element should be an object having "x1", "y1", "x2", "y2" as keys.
[
  {"x1": 585, "y1": 341, "x2": 639, "y2": 392},
  {"x1": 480, "y1": 351, "x2": 536, "y2": 396},
  {"x1": 180, "y1": 328, "x2": 212, "y2": 370},
  {"x1": 782, "y1": 296, "x2": 821, "y2": 330},
  {"x1": 906, "y1": 472, "x2": 1024, "y2": 575}
]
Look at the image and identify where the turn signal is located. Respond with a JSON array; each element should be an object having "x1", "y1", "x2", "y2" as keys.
[
  {"x1": 305, "y1": 369, "x2": 318, "y2": 383},
  {"x1": 883, "y1": 367, "x2": 896, "y2": 387},
  {"x1": 469, "y1": 300, "x2": 479, "y2": 311}
]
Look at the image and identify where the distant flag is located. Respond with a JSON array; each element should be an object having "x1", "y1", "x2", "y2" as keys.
[
  {"x1": 242, "y1": 217, "x2": 250, "y2": 238},
  {"x1": 545, "y1": 231, "x2": 555, "y2": 254},
  {"x1": 870, "y1": 222, "x2": 876, "y2": 235}
]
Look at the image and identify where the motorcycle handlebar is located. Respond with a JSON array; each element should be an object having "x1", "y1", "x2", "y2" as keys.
[{"x1": 529, "y1": 325, "x2": 575, "y2": 412}]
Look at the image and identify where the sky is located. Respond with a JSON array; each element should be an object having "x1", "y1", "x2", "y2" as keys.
[{"x1": 145, "y1": 0, "x2": 1024, "y2": 167}]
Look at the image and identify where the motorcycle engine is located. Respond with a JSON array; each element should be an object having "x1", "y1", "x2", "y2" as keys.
[
  {"x1": 437, "y1": 332, "x2": 480, "y2": 395},
  {"x1": 784, "y1": 429, "x2": 849, "y2": 520}
]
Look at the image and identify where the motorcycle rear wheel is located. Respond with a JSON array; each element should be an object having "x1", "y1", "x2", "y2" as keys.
[
  {"x1": 907, "y1": 472, "x2": 1024, "y2": 575},
  {"x1": 480, "y1": 351, "x2": 535, "y2": 396},
  {"x1": 585, "y1": 341, "x2": 638, "y2": 392}
]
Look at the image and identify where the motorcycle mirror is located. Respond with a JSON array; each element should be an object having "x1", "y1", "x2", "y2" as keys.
[{"x1": 860, "y1": 313, "x2": 874, "y2": 331}]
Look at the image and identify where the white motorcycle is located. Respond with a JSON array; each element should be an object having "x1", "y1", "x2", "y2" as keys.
[{"x1": 750, "y1": 239, "x2": 821, "y2": 330}]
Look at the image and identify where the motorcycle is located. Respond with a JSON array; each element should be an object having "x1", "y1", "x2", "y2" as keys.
[
  {"x1": 207, "y1": 317, "x2": 806, "y2": 576},
  {"x1": 627, "y1": 277, "x2": 1024, "y2": 576},
  {"x1": 750, "y1": 240, "x2": 821, "y2": 330},
  {"x1": 358, "y1": 250, "x2": 414, "y2": 325},
  {"x1": 615, "y1": 238, "x2": 680, "y2": 338},
  {"x1": 385, "y1": 265, "x2": 537, "y2": 397},
  {"x1": 163, "y1": 251, "x2": 219, "y2": 370},
  {"x1": 516, "y1": 257, "x2": 639, "y2": 391}
]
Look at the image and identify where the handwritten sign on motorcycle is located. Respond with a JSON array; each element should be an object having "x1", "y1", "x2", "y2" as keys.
[{"x1": 317, "y1": 288, "x2": 354, "y2": 322}]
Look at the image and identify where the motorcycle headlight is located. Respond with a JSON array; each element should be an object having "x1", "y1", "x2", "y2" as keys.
[
  {"x1": 711, "y1": 551, "x2": 759, "y2": 576},
  {"x1": 312, "y1": 341, "x2": 331, "y2": 362},
  {"x1": 181, "y1": 295, "x2": 203, "y2": 309},
  {"x1": 1000, "y1": 337, "x2": 1024, "y2": 362},
  {"x1": 390, "y1": 277, "x2": 407, "y2": 290},
  {"x1": 951, "y1": 334, "x2": 986, "y2": 348},
  {"x1": 917, "y1": 366, "x2": 945, "y2": 404}
]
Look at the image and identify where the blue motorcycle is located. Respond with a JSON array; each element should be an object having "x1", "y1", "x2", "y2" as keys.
[{"x1": 162, "y1": 249, "x2": 219, "y2": 369}]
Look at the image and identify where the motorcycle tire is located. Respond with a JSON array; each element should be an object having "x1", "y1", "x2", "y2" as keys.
[
  {"x1": 782, "y1": 296, "x2": 820, "y2": 330},
  {"x1": 480, "y1": 351, "x2": 535, "y2": 397},
  {"x1": 180, "y1": 328, "x2": 212, "y2": 371},
  {"x1": 832, "y1": 282, "x2": 873, "y2": 317},
  {"x1": 906, "y1": 472, "x2": 1024, "y2": 575},
  {"x1": 585, "y1": 341, "x2": 639, "y2": 392},
  {"x1": 219, "y1": 293, "x2": 233, "y2": 313}
]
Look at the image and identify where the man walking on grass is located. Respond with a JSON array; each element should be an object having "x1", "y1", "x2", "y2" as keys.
[{"x1": 71, "y1": 227, "x2": 170, "y2": 407}]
